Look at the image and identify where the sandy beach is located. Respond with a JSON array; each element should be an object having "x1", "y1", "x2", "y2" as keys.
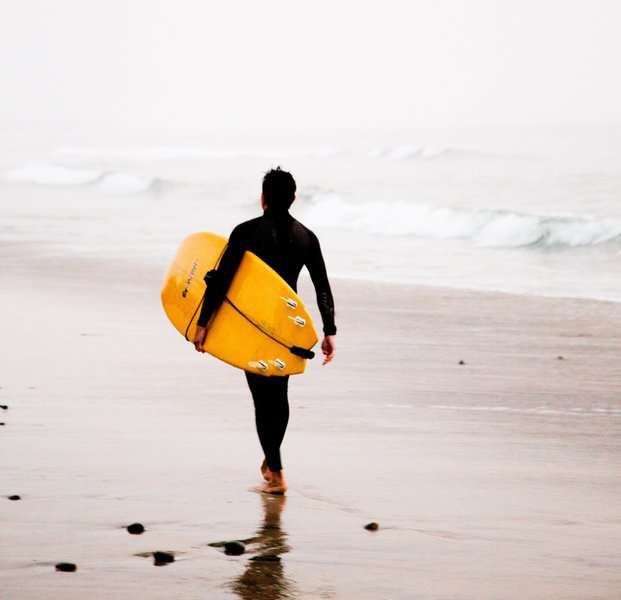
[{"x1": 1, "y1": 242, "x2": 620, "y2": 599}]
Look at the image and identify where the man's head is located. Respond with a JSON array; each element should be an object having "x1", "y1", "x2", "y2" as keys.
[{"x1": 261, "y1": 167, "x2": 296, "y2": 212}]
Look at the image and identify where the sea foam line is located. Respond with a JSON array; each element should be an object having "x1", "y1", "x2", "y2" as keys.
[
  {"x1": 431, "y1": 405, "x2": 621, "y2": 416},
  {"x1": 3, "y1": 163, "x2": 159, "y2": 194},
  {"x1": 302, "y1": 193, "x2": 621, "y2": 248}
]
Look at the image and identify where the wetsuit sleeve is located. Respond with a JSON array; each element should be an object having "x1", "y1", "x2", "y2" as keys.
[
  {"x1": 196, "y1": 225, "x2": 246, "y2": 328},
  {"x1": 305, "y1": 234, "x2": 337, "y2": 336}
]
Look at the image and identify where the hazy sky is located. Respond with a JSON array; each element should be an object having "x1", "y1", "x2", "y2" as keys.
[{"x1": 2, "y1": 0, "x2": 620, "y2": 135}]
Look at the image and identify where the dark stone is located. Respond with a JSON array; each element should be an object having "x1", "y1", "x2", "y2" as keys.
[
  {"x1": 250, "y1": 554, "x2": 281, "y2": 562},
  {"x1": 8, "y1": 495, "x2": 21, "y2": 501},
  {"x1": 364, "y1": 522, "x2": 379, "y2": 531},
  {"x1": 0, "y1": 422, "x2": 5, "y2": 426},
  {"x1": 224, "y1": 541, "x2": 246, "y2": 556},
  {"x1": 208, "y1": 536, "x2": 257, "y2": 548},
  {"x1": 127, "y1": 522, "x2": 145, "y2": 535},
  {"x1": 55, "y1": 562, "x2": 77, "y2": 572},
  {"x1": 458, "y1": 360, "x2": 465, "y2": 365},
  {"x1": 153, "y1": 551, "x2": 174, "y2": 565},
  {"x1": 0, "y1": 405, "x2": 7, "y2": 410},
  {"x1": 557, "y1": 355, "x2": 564, "y2": 360}
]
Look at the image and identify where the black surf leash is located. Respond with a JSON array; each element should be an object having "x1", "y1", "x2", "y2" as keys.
[
  {"x1": 222, "y1": 295, "x2": 315, "y2": 359},
  {"x1": 184, "y1": 247, "x2": 315, "y2": 359}
]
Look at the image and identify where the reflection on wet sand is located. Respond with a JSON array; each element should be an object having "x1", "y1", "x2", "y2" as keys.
[{"x1": 230, "y1": 494, "x2": 296, "y2": 600}]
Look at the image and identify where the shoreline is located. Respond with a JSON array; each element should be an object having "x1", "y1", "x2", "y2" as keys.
[{"x1": 3, "y1": 237, "x2": 621, "y2": 308}]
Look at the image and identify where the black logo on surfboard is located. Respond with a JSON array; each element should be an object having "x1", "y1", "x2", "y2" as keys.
[{"x1": 181, "y1": 260, "x2": 199, "y2": 298}]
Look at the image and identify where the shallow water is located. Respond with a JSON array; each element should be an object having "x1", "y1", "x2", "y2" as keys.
[{"x1": 1, "y1": 124, "x2": 620, "y2": 302}]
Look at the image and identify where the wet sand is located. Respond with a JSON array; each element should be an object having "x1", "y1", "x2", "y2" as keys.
[{"x1": 1, "y1": 244, "x2": 621, "y2": 599}]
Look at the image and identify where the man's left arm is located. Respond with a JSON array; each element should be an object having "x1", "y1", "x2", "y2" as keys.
[{"x1": 194, "y1": 225, "x2": 246, "y2": 351}]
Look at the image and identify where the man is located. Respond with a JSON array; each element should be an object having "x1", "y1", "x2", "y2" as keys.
[{"x1": 193, "y1": 167, "x2": 336, "y2": 495}]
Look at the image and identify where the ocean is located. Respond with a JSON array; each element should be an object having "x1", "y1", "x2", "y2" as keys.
[{"x1": 1, "y1": 124, "x2": 619, "y2": 302}]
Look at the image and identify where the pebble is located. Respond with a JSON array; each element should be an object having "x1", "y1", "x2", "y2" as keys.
[
  {"x1": 153, "y1": 551, "x2": 174, "y2": 565},
  {"x1": 55, "y1": 562, "x2": 77, "y2": 572},
  {"x1": 364, "y1": 522, "x2": 379, "y2": 531},
  {"x1": 8, "y1": 495, "x2": 21, "y2": 501},
  {"x1": 0, "y1": 405, "x2": 7, "y2": 410},
  {"x1": 458, "y1": 360, "x2": 465, "y2": 365},
  {"x1": 126, "y1": 523, "x2": 145, "y2": 535},
  {"x1": 557, "y1": 355, "x2": 565, "y2": 360},
  {"x1": 0, "y1": 422, "x2": 5, "y2": 426},
  {"x1": 224, "y1": 541, "x2": 246, "y2": 556}
]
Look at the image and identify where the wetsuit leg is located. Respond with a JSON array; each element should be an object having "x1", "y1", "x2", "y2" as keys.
[{"x1": 245, "y1": 372, "x2": 290, "y2": 472}]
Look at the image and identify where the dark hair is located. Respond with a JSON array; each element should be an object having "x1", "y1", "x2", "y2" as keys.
[{"x1": 262, "y1": 167, "x2": 296, "y2": 211}]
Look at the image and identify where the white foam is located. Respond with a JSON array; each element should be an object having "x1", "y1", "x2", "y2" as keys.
[
  {"x1": 3, "y1": 162, "x2": 157, "y2": 194},
  {"x1": 96, "y1": 172, "x2": 155, "y2": 194},
  {"x1": 4, "y1": 163, "x2": 102, "y2": 185},
  {"x1": 431, "y1": 404, "x2": 621, "y2": 417},
  {"x1": 476, "y1": 213, "x2": 544, "y2": 247},
  {"x1": 302, "y1": 193, "x2": 621, "y2": 248},
  {"x1": 54, "y1": 145, "x2": 342, "y2": 161},
  {"x1": 368, "y1": 145, "x2": 500, "y2": 161}
]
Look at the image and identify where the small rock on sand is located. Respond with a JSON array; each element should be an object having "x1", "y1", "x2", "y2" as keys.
[
  {"x1": 153, "y1": 551, "x2": 174, "y2": 566},
  {"x1": 55, "y1": 562, "x2": 77, "y2": 572},
  {"x1": 224, "y1": 541, "x2": 246, "y2": 556},
  {"x1": 0, "y1": 405, "x2": 7, "y2": 410},
  {"x1": 364, "y1": 522, "x2": 379, "y2": 531},
  {"x1": 458, "y1": 360, "x2": 465, "y2": 365},
  {"x1": 557, "y1": 355, "x2": 565, "y2": 360},
  {"x1": 126, "y1": 523, "x2": 145, "y2": 535},
  {"x1": 8, "y1": 495, "x2": 21, "y2": 501}
]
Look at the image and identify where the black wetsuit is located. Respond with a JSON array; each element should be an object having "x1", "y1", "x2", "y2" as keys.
[{"x1": 197, "y1": 208, "x2": 336, "y2": 472}]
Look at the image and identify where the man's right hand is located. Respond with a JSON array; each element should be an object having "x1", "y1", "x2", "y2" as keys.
[
  {"x1": 194, "y1": 326, "x2": 207, "y2": 352},
  {"x1": 321, "y1": 335, "x2": 335, "y2": 365}
]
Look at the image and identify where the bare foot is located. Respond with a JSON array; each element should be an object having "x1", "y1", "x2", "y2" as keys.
[
  {"x1": 260, "y1": 459, "x2": 272, "y2": 482},
  {"x1": 253, "y1": 481, "x2": 287, "y2": 495},
  {"x1": 253, "y1": 470, "x2": 287, "y2": 495}
]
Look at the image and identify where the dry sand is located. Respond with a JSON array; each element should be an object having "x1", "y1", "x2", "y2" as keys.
[{"x1": 1, "y1": 243, "x2": 621, "y2": 599}]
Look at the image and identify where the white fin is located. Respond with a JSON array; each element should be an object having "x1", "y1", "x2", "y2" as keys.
[
  {"x1": 280, "y1": 296, "x2": 298, "y2": 309},
  {"x1": 288, "y1": 315, "x2": 306, "y2": 327},
  {"x1": 248, "y1": 360, "x2": 269, "y2": 371},
  {"x1": 268, "y1": 358, "x2": 286, "y2": 370}
]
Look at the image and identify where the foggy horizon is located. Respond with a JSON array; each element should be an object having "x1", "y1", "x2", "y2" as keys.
[{"x1": 2, "y1": 0, "x2": 621, "y2": 139}]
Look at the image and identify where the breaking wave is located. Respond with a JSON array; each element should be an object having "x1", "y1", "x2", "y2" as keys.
[
  {"x1": 302, "y1": 193, "x2": 621, "y2": 248},
  {"x1": 3, "y1": 163, "x2": 165, "y2": 194},
  {"x1": 367, "y1": 145, "x2": 508, "y2": 161},
  {"x1": 53, "y1": 144, "x2": 502, "y2": 162},
  {"x1": 54, "y1": 145, "x2": 341, "y2": 161}
]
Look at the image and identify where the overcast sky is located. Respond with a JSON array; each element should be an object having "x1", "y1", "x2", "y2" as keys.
[{"x1": 2, "y1": 0, "x2": 620, "y2": 135}]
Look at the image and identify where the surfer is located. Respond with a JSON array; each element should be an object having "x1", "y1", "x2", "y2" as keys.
[{"x1": 193, "y1": 167, "x2": 337, "y2": 495}]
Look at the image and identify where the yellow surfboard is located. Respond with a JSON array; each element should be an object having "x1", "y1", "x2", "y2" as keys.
[{"x1": 161, "y1": 232, "x2": 318, "y2": 376}]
